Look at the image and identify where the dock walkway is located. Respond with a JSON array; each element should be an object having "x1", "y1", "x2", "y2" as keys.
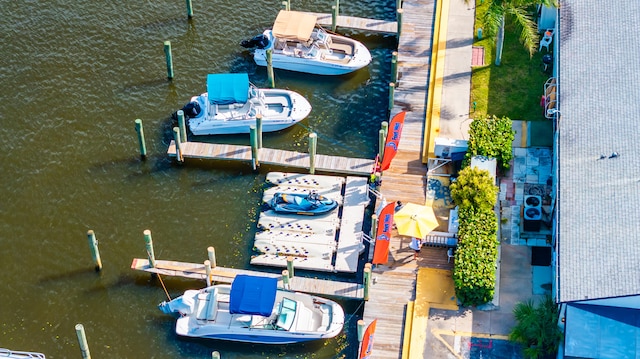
[
  {"x1": 130, "y1": 258, "x2": 364, "y2": 299},
  {"x1": 306, "y1": 12, "x2": 398, "y2": 33},
  {"x1": 361, "y1": 0, "x2": 438, "y2": 357},
  {"x1": 168, "y1": 140, "x2": 374, "y2": 176}
]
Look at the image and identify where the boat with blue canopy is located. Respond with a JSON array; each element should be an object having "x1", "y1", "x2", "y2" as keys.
[
  {"x1": 158, "y1": 274, "x2": 344, "y2": 344},
  {"x1": 178, "y1": 73, "x2": 311, "y2": 135}
]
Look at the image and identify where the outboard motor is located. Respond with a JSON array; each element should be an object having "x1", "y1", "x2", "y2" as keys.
[
  {"x1": 181, "y1": 101, "x2": 201, "y2": 118},
  {"x1": 240, "y1": 34, "x2": 269, "y2": 49}
]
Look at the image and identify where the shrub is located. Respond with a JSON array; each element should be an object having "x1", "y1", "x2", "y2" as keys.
[
  {"x1": 465, "y1": 115, "x2": 515, "y2": 172},
  {"x1": 509, "y1": 295, "x2": 563, "y2": 359}
]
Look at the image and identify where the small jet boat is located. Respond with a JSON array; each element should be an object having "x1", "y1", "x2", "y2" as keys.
[{"x1": 269, "y1": 191, "x2": 338, "y2": 215}]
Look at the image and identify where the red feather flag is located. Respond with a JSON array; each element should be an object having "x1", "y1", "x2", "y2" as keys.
[
  {"x1": 380, "y1": 111, "x2": 406, "y2": 171},
  {"x1": 372, "y1": 202, "x2": 395, "y2": 264},
  {"x1": 359, "y1": 319, "x2": 377, "y2": 359}
]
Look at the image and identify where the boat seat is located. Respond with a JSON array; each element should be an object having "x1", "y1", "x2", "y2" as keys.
[{"x1": 205, "y1": 288, "x2": 219, "y2": 321}]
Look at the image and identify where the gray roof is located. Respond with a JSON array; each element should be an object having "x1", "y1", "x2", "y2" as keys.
[{"x1": 557, "y1": 0, "x2": 640, "y2": 302}]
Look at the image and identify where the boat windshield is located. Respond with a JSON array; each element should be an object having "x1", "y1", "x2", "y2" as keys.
[{"x1": 275, "y1": 297, "x2": 297, "y2": 331}]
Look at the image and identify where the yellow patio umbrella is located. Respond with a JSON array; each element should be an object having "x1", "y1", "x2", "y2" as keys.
[{"x1": 393, "y1": 202, "x2": 440, "y2": 238}]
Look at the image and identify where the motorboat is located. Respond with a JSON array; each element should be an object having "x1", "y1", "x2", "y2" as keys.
[
  {"x1": 159, "y1": 275, "x2": 345, "y2": 344},
  {"x1": 0, "y1": 348, "x2": 46, "y2": 358},
  {"x1": 177, "y1": 73, "x2": 311, "y2": 135},
  {"x1": 269, "y1": 191, "x2": 338, "y2": 215},
  {"x1": 241, "y1": 10, "x2": 371, "y2": 75}
]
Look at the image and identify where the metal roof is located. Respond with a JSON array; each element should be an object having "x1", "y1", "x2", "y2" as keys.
[{"x1": 557, "y1": 0, "x2": 640, "y2": 302}]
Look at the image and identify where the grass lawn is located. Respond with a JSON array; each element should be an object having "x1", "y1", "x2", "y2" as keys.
[{"x1": 470, "y1": 2, "x2": 552, "y2": 122}]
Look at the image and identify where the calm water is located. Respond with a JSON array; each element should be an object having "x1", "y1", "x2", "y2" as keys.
[{"x1": 0, "y1": 1, "x2": 395, "y2": 358}]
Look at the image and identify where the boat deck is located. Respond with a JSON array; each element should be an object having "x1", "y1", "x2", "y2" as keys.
[{"x1": 251, "y1": 173, "x2": 369, "y2": 273}]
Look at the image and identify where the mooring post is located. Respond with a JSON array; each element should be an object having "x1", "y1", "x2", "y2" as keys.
[
  {"x1": 75, "y1": 324, "x2": 92, "y2": 359},
  {"x1": 357, "y1": 319, "x2": 366, "y2": 342},
  {"x1": 185, "y1": 0, "x2": 193, "y2": 18},
  {"x1": 370, "y1": 214, "x2": 378, "y2": 239},
  {"x1": 143, "y1": 229, "x2": 156, "y2": 268},
  {"x1": 177, "y1": 110, "x2": 187, "y2": 143},
  {"x1": 134, "y1": 119, "x2": 147, "y2": 160},
  {"x1": 286, "y1": 256, "x2": 294, "y2": 278},
  {"x1": 396, "y1": 9, "x2": 403, "y2": 38},
  {"x1": 249, "y1": 125, "x2": 259, "y2": 171},
  {"x1": 281, "y1": 0, "x2": 290, "y2": 10},
  {"x1": 282, "y1": 270, "x2": 290, "y2": 290},
  {"x1": 335, "y1": 0, "x2": 340, "y2": 20},
  {"x1": 363, "y1": 266, "x2": 371, "y2": 300},
  {"x1": 204, "y1": 260, "x2": 212, "y2": 286},
  {"x1": 266, "y1": 49, "x2": 275, "y2": 88},
  {"x1": 331, "y1": 6, "x2": 337, "y2": 32},
  {"x1": 391, "y1": 51, "x2": 398, "y2": 84},
  {"x1": 396, "y1": 0, "x2": 402, "y2": 10},
  {"x1": 256, "y1": 114, "x2": 263, "y2": 149},
  {"x1": 173, "y1": 127, "x2": 184, "y2": 162},
  {"x1": 86, "y1": 230, "x2": 102, "y2": 272},
  {"x1": 207, "y1": 246, "x2": 217, "y2": 268},
  {"x1": 388, "y1": 82, "x2": 395, "y2": 111},
  {"x1": 212, "y1": 352, "x2": 221, "y2": 359},
  {"x1": 164, "y1": 41, "x2": 174, "y2": 79},
  {"x1": 381, "y1": 121, "x2": 389, "y2": 140},
  {"x1": 308, "y1": 132, "x2": 317, "y2": 174}
]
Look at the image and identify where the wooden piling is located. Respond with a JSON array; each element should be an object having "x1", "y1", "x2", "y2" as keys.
[
  {"x1": 143, "y1": 230, "x2": 156, "y2": 268},
  {"x1": 363, "y1": 266, "x2": 371, "y2": 300},
  {"x1": 396, "y1": 9, "x2": 403, "y2": 37},
  {"x1": 281, "y1": 0, "x2": 290, "y2": 10},
  {"x1": 335, "y1": 0, "x2": 340, "y2": 18},
  {"x1": 75, "y1": 324, "x2": 92, "y2": 359},
  {"x1": 212, "y1": 352, "x2": 221, "y2": 359},
  {"x1": 282, "y1": 270, "x2": 290, "y2": 290},
  {"x1": 331, "y1": 6, "x2": 337, "y2": 32},
  {"x1": 266, "y1": 49, "x2": 275, "y2": 88},
  {"x1": 86, "y1": 230, "x2": 102, "y2": 272},
  {"x1": 205, "y1": 260, "x2": 212, "y2": 286},
  {"x1": 308, "y1": 132, "x2": 317, "y2": 174},
  {"x1": 396, "y1": 0, "x2": 402, "y2": 10},
  {"x1": 207, "y1": 246, "x2": 217, "y2": 268},
  {"x1": 388, "y1": 82, "x2": 395, "y2": 111},
  {"x1": 185, "y1": 0, "x2": 193, "y2": 18},
  {"x1": 391, "y1": 51, "x2": 398, "y2": 84},
  {"x1": 173, "y1": 127, "x2": 183, "y2": 162},
  {"x1": 249, "y1": 126, "x2": 259, "y2": 171},
  {"x1": 134, "y1": 119, "x2": 147, "y2": 160},
  {"x1": 176, "y1": 110, "x2": 187, "y2": 143},
  {"x1": 370, "y1": 214, "x2": 378, "y2": 239},
  {"x1": 378, "y1": 129, "x2": 386, "y2": 160},
  {"x1": 256, "y1": 114, "x2": 263, "y2": 149},
  {"x1": 357, "y1": 319, "x2": 366, "y2": 342},
  {"x1": 286, "y1": 256, "x2": 294, "y2": 278},
  {"x1": 164, "y1": 41, "x2": 174, "y2": 79},
  {"x1": 381, "y1": 121, "x2": 389, "y2": 140}
]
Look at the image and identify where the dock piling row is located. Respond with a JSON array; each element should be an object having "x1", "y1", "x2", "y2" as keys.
[
  {"x1": 75, "y1": 324, "x2": 92, "y2": 359},
  {"x1": 86, "y1": 230, "x2": 102, "y2": 271},
  {"x1": 163, "y1": 41, "x2": 174, "y2": 79},
  {"x1": 134, "y1": 119, "x2": 147, "y2": 160}
]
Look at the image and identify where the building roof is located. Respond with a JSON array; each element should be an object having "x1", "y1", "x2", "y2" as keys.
[{"x1": 557, "y1": 0, "x2": 640, "y2": 302}]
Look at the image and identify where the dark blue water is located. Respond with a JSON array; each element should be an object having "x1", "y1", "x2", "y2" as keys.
[{"x1": 0, "y1": 0, "x2": 395, "y2": 357}]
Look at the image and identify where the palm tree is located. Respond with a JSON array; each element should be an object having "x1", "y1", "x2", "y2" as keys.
[
  {"x1": 465, "y1": 0, "x2": 558, "y2": 65},
  {"x1": 509, "y1": 295, "x2": 563, "y2": 359}
]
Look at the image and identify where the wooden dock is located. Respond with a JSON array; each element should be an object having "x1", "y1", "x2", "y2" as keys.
[
  {"x1": 252, "y1": 173, "x2": 369, "y2": 273},
  {"x1": 168, "y1": 140, "x2": 375, "y2": 176},
  {"x1": 361, "y1": 0, "x2": 440, "y2": 357},
  {"x1": 306, "y1": 12, "x2": 398, "y2": 33},
  {"x1": 130, "y1": 258, "x2": 365, "y2": 299}
]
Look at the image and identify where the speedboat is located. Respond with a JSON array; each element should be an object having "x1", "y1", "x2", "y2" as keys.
[
  {"x1": 241, "y1": 10, "x2": 371, "y2": 75},
  {"x1": 269, "y1": 191, "x2": 338, "y2": 215},
  {"x1": 159, "y1": 275, "x2": 344, "y2": 344},
  {"x1": 178, "y1": 73, "x2": 311, "y2": 135}
]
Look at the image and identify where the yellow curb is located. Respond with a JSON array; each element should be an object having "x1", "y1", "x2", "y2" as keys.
[{"x1": 401, "y1": 301, "x2": 415, "y2": 359}]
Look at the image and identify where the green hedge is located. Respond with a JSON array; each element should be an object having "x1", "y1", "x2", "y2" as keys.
[
  {"x1": 464, "y1": 115, "x2": 516, "y2": 173},
  {"x1": 450, "y1": 167, "x2": 499, "y2": 306}
]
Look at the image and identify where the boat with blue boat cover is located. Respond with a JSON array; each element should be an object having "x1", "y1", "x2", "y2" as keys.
[
  {"x1": 158, "y1": 274, "x2": 344, "y2": 344},
  {"x1": 178, "y1": 73, "x2": 311, "y2": 135}
]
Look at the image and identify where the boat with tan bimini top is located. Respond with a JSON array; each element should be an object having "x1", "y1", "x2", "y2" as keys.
[{"x1": 241, "y1": 10, "x2": 371, "y2": 75}]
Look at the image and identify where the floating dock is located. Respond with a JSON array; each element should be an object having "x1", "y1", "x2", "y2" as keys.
[
  {"x1": 251, "y1": 172, "x2": 370, "y2": 273},
  {"x1": 168, "y1": 141, "x2": 375, "y2": 176},
  {"x1": 130, "y1": 258, "x2": 364, "y2": 299}
]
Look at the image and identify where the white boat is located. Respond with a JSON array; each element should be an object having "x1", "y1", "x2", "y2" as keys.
[
  {"x1": 0, "y1": 348, "x2": 46, "y2": 359},
  {"x1": 241, "y1": 10, "x2": 372, "y2": 75},
  {"x1": 178, "y1": 73, "x2": 312, "y2": 135},
  {"x1": 159, "y1": 274, "x2": 345, "y2": 344}
]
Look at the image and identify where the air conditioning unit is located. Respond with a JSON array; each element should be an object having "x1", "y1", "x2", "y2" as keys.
[{"x1": 523, "y1": 195, "x2": 542, "y2": 231}]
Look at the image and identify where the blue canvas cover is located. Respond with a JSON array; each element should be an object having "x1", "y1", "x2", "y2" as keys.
[
  {"x1": 229, "y1": 275, "x2": 277, "y2": 317},
  {"x1": 207, "y1": 73, "x2": 249, "y2": 105}
]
